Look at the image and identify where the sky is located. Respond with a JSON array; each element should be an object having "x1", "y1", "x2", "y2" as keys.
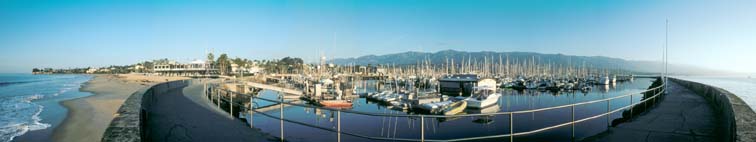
[{"x1": 0, "y1": 0, "x2": 755, "y2": 73}]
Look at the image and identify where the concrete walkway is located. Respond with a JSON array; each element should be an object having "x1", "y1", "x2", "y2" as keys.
[
  {"x1": 144, "y1": 81, "x2": 275, "y2": 142},
  {"x1": 583, "y1": 81, "x2": 722, "y2": 142}
]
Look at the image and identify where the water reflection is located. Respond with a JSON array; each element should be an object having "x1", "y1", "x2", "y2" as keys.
[{"x1": 244, "y1": 78, "x2": 655, "y2": 142}]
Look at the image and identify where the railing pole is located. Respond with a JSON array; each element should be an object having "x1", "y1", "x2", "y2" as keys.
[
  {"x1": 630, "y1": 95, "x2": 633, "y2": 120},
  {"x1": 337, "y1": 111, "x2": 341, "y2": 142},
  {"x1": 230, "y1": 92, "x2": 234, "y2": 117},
  {"x1": 217, "y1": 89, "x2": 220, "y2": 108},
  {"x1": 421, "y1": 116, "x2": 425, "y2": 142},
  {"x1": 280, "y1": 92, "x2": 284, "y2": 142},
  {"x1": 510, "y1": 113, "x2": 514, "y2": 142},
  {"x1": 607, "y1": 99, "x2": 610, "y2": 128},
  {"x1": 571, "y1": 105, "x2": 575, "y2": 140},
  {"x1": 250, "y1": 97, "x2": 254, "y2": 128},
  {"x1": 644, "y1": 93, "x2": 647, "y2": 112}
]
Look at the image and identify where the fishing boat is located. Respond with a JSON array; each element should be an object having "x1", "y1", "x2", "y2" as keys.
[
  {"x1": 464, "y1": 79, "x2": 502, "y2": 109},
  {"x1": 319, "y1": 99, "x2": 353, "y2": 108},
  {"x1": 442, "y1": 101, "x2": 467, "y2": 115}
]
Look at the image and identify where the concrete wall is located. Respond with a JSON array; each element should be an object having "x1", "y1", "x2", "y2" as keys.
[
  {"x1": 670, "y1": 78, "x2": 756, "y2": 142},
  {"x1": 101, "y1": 80, "x2": 189, "y2": 142}
]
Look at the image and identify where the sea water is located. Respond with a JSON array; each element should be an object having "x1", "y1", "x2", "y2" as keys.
[
  {"x1": 0, "y1": 74, "x2": 92, "y2": 142},
  {"x1": 676, "y1": 76, "x2": 756, "y2": 110}
]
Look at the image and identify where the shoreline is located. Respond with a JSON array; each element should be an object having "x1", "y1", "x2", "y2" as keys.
[{"x1": 50, "y1": 74, "x2": 188, "y2": 142}]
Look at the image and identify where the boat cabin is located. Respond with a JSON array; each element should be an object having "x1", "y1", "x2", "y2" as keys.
[{"x1": 438, "y1": 74, "x2": 479, "y2": 96}]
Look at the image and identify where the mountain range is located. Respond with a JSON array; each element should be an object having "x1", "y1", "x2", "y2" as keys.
[{"x1": 330, "y1": 50, "x2": 728, "y2": 75}]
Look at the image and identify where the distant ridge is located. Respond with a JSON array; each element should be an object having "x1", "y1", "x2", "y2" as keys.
[{"x1": 330, "y1": 50, "x2": 727, "y2": 75}]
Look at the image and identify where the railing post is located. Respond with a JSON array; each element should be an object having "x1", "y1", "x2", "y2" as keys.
[
  {"x1": 607, "y1": 99, "x2": 611, "y2": 128},
  {"x1": 217, "y1": 89, "x2": 221, "y2": 108},
  {"x1": 571, "y1": 105, "x2": 575, "y2": 140},
  {"x1": 421, "y1": 116, "x2": 425, "y2": 142},
  {"x1": 644, "y1": 93, "x2": 647, "y2": 112},
  {"x1": 337, "y1": 111, "x2": 341, "y2": 142},
  {"x1": 230, "y1": 92, "x2": 234, "y2": 117},
  {"x1": 630, "y1": 95, "x2": 633, "y2": 120},
  {"x1": 280, "y1": 91, "x2": 284, "y2": 142},
  {"x1": 510, "y1": 113, "x2": 514, "y2": 142},
  {"x1": 254, "y1": 94, "x2": 255, "y2": 128}
]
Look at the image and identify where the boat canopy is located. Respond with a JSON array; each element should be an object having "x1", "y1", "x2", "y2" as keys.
[{"x1": 477, "y1": 79, "x2": 497, "y2": 91}]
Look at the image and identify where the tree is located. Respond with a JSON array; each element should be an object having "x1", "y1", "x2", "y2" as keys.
[
  {"x1": 207, "y1": 53, "x2": 215, "y2": 64},
  {"x1": 217, "y1": 53, "x2": 229, "y2": 75}
]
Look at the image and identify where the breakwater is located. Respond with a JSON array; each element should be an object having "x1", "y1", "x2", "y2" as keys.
[{"x1": 670, "y1": 78, "x2": 756, "y2": 142}]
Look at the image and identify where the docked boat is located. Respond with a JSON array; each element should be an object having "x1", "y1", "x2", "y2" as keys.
[
  {"x1": 389, "y1": 101, "x2": 410, "y2": 110},
  {"x1": 319, "y1": 99, "x2": 353, "y2": 108},
  {"x1": 380, "y1": 93, "x2": 403, "y2": 102},
  {"x1": 419, "y1": 100, "x2": 454, "y2": 113},
  {"x1": 464, "y1": 79, "x2": 502, "y2": 109},
  {"x1": 596, "y1": 76, "x2": 610, "y2": 85},
  {"x1": 442, "y1": 101, "x2": 467, "y2": 115}
]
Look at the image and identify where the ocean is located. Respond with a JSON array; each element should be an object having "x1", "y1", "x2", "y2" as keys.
[
  {"x1": 0, "y1": 74, "x2": 92, "y2": 142},
  {"x1": 676, "y1": 76, "x2": 756, "y2": 110}
]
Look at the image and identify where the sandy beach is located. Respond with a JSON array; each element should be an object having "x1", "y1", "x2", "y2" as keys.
[{"x1": 51, "y1": 74, "x2": 188, "y2": 142}]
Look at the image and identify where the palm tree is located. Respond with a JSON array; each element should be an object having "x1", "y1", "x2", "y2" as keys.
[{"x1": 217, "y1": 53, "x2": 229, "y2": 75}]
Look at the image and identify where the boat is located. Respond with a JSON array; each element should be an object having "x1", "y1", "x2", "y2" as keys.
[
  {"x1": 389, "y1": 101, "x2": 410, "y2": 110},
  {"x1": 368, "y1": 91, "x2": 391, "y2": 100},
  {"x1": 596, "y1": 76, "x2": 610, "y2": 85},
  {"x1": 442, "y1": 101, "x2": 467, "y2": 115},
  {"x1": 525, "y1": 80, "x2": 538, "y2": 89},
  {"x1": 319, "y1": 99, "x2": 353, "y2": 108},
  {"x1": 380, "y1": 93, "x2": 402, "y2": 102},
  {"x1": 419, "y1": 100, "x2": 454, "y2": 113},
  {"x1": 464, "y1": 79, "x2": 502, "y2": 109}
]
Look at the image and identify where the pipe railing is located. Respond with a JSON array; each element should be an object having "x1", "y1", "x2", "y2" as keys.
[{"x1": 207, "y1": 80, "x2": 666, "y2": 142}]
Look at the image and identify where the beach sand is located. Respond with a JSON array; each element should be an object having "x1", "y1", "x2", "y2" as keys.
[{"x1": 51, "y1": 74, "x2": 188, "y2": 142}]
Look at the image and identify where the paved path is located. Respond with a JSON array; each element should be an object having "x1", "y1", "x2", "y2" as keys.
[
  {"x1": 583, "y1": 81, "x2": 723, "y2": 142},
  {"x1": 145, "y1": 81, "x2": 275, "y2": 142}
]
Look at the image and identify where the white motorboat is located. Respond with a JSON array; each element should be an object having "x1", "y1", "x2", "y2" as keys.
[
  {"x1": 464, "y1": 79, "x2": 502, "y2": 109},
  {"x1": 419, "y1": 100, "x2": 454, "y2": 113}
]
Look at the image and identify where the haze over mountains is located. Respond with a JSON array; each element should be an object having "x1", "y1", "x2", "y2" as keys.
[{"x1": 330, "y1": 50, "x2": 730, "y2": 75}]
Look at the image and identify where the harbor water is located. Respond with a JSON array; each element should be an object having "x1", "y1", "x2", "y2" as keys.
[
  {"x1": 245, "y1": 78, "x2": 655, "y2": 142},
  {"x1": 0, "y1": 74, "x2": 92, "y2": 142}
]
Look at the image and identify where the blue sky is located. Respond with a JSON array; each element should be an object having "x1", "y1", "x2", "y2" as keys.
[{"x1": 1, "y1": 0, "x2": 754, "y2": 73}]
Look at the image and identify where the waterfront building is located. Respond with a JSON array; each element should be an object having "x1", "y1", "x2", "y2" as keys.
[{"x1": 153, "y1": 59, "x2": 219, "y2": 76}]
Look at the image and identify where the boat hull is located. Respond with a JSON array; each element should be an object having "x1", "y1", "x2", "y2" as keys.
[
  {"x1": 465, "y1": 94, "x2": 501, "y2": 109},
  {"x1": 443, "y1": 101, "x2": 467, "y2": 115},
  {"x1": 320, "y1": 100, "x2": 353, "y2": 108}
]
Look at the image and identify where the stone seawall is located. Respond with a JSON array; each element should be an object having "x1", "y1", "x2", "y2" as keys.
[
  {"x1": 101, "y1": 80, "x2": 189, "y2": 142},
  {"x1": 670, "y1": 78, "x2": 756, "y2": 142}
]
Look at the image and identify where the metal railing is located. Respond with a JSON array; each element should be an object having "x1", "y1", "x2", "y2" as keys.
[{"x1": 207, "y1": 80, "x2": 666, "y2": 142}]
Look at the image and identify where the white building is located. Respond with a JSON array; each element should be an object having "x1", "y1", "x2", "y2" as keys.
[{"x1": 153, "y1": 59, "x2": 218, "y2": 76}]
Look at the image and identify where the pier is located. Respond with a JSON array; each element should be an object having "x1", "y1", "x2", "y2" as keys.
[{"x1": 584, "y1": 80, "x2": 724, "y2": 141}]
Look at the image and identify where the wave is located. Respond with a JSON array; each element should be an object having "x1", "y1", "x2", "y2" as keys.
[
  {"x1": 0, "y1": 95, "x2": 50, "y2": 142},
  {"x1": 0, "y1": 80, "x2": 45, "y2": 87}
]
